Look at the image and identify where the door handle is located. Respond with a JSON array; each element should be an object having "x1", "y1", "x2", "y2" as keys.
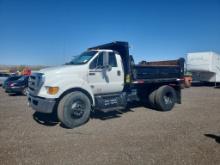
[
  {"x1": 89, "y1": 72, "x2": 95, "y2": 76},
  {"x1": 117, "y1": 70, "x2": 121, "y2": 76}
]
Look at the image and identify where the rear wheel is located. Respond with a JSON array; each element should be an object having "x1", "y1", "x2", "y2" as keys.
[
  {"x1": 155, "y1": 85, "x2": 176, "y2": 111},
  {"x1": 57, "y1": 91, "x2": 91, "y2": 128},
  {"x1": 148, "y1": 89, "x2": 157, "y2": 108}
]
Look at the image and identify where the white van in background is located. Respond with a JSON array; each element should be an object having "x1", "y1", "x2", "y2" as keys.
[{"x1": 187, "y1": 52, "x2": 220, "y2": 85}]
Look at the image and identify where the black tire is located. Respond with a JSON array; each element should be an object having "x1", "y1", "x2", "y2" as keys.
[
  {"x1": 148, "y1": 89, "x2": 157, "y2": 108},
  {"x1": 57, "y1": 91, "x2": 91, "y2": 128},
  {"x1": 155, "y1": 85, "x2": 177, "y2": 111}
]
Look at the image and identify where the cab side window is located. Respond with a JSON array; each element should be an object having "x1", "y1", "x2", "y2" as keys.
[
  {"x1": 109, "y1": 52, "x2": 117, "y2": 67},
  {"x1": 89, "y1": 52, "x2": 117, "y2": 69},
  {"x1": 89, "y1": 53, "x2": 104, "y2": 69}
]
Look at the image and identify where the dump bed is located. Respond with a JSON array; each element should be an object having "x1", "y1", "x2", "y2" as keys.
[{"x1": 133, "y1": 58, "x2": 184, "y2": 83}]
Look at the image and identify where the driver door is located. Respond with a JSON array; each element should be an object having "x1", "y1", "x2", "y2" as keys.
[{"x1": 88, "y1": 52, "x2": 124, "y2": 95}]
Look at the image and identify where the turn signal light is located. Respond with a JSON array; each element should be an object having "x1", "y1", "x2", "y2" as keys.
[
  {"x1": 126, "y1": 74, "x2": 130, "y2": 83},
  {"x1": 47, "y1": 87, "x2": 59, "y2": 95}
]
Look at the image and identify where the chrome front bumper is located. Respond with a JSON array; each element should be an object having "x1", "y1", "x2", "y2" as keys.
[{"x1": 28, "y1": 94, "x2": 56, "y2": 113}]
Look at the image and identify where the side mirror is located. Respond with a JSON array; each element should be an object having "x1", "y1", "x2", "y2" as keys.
[
  {"x1": 102, "y1": 52, "x2": 112, "y2": 71},
  {"x1": 102, "y1": 65, "x2": 112, "y2": 72},
  {"x1": 103, "y1": 52, "x2": 108, "y2": 65},
  {"x1": 105, "y1": 65, "x2": 112, "y2": 71}
]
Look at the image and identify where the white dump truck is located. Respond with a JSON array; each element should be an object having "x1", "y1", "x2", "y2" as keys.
[
  {"x1": 28, "y1": 42, "x2": 184, "y2": 128},
  {"x1": 187, "y1": 51, "x2": 220, "y2": 84}
]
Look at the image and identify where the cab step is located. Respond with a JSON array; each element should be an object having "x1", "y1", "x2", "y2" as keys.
[{"x1": 97, "y1": 106, "x2": 125, "y2": 113}]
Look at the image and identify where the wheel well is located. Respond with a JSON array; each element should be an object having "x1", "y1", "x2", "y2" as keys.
[{"x1": 58, "y1": 88, "x2": 94, "y2": 105}]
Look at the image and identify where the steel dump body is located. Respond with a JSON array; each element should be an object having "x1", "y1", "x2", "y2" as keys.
[{"x1": 134, "y1": 59, "x2": 184, "y2": 83}]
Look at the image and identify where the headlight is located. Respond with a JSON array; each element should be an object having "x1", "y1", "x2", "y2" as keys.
[
  {"x1": 10, "y1": 83, "x2": 16, "y2": 87},
  {"x1": 46, "y1": 86, "x2": 59, "y2": 95}
]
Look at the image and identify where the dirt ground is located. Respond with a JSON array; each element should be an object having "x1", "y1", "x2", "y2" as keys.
[{"x1": 0, "y1": 87, "x2": 219, "y2": 165}]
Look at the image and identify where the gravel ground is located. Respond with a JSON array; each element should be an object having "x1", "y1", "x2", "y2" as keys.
[{"x1": 0, "y1": 87, "x2": 219, "y2": 165}]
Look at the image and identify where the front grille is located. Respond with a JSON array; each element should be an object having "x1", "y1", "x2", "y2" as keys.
[{"x1": 28, "y1": 73, "x2": 44, "y2": 95}]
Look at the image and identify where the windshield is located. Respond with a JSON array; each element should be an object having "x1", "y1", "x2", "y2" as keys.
[
  {"x1": 17, "y1": 76, "x2": 29, "y2": 81},
  {"x1": 8, "y1": 76, "x2": 22, "y2": 81},
  {"x1": 68, "y1": 51, "x2": 97, "y2": 65}
]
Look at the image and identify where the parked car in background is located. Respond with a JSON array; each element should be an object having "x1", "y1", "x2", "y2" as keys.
[
  {"x1": 0, "y1": 73, "x2": 10, "y2": 86},
  {"x1": 2, "y1": 75, "x2": 22, "y2": 89},
  {"x1": 5, "y1": 75, "x2": 29, "y2": 95}
]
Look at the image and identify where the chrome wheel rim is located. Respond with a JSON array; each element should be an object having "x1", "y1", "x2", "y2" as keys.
[{"x1": 70, "y1": 100, "x2": 85, "y2": 119}]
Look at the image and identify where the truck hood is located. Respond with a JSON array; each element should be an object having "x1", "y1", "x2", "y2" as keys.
[{"x1": 39, "y1": 65, "x2": 87, "y2": 76}]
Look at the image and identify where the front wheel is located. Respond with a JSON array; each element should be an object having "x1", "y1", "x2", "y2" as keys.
[
  {"x1": 57, "y1": 91, "x2": 91, "y2": 128},
  {"x1": 155, "y1": 85, "x2": 177, "y2": 111}
]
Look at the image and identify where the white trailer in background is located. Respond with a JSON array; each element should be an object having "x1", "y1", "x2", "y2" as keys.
[{"x1": 187, "y1": 51, "x2": 220, "y2": 85}]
